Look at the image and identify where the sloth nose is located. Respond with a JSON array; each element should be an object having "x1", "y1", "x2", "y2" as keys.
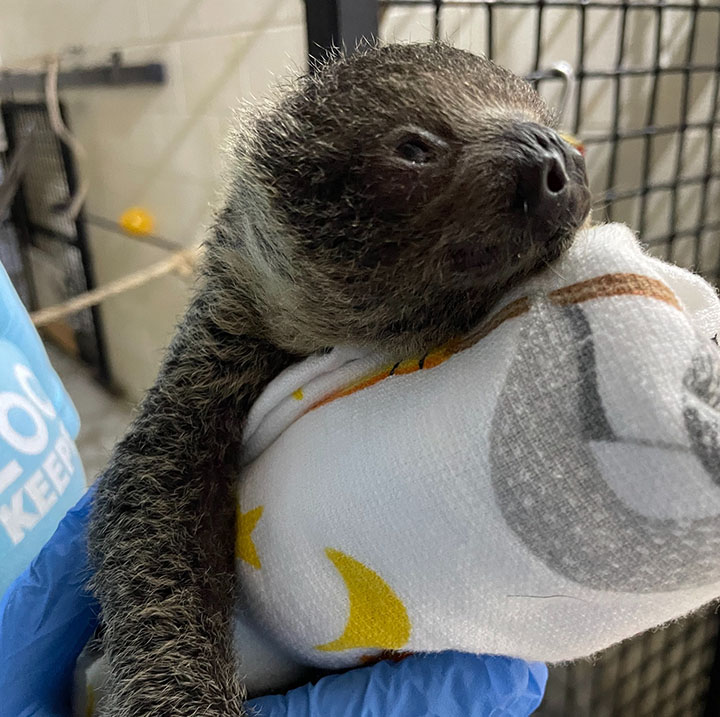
[
  {"x1": 518, "y1": 152, "x2": 569, "y2": 208},
  {"x1": 516, "y1": 152, "x2": 570, "y2": 224},
  {"x1": 513, "y1": 124, "x2": 579, "y2": 226}
]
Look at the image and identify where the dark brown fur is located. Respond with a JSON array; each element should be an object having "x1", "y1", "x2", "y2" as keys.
[{"x1": 89, "y1": 43, "x2": 590, "y2": 715}]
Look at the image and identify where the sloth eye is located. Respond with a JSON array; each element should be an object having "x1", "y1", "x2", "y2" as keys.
[
  {"x1": 396, "y1": 137, "x2": 434, "y2": 164},
  {"x1": 392, "y1": 129, "x2": 448, "y2": 166}
]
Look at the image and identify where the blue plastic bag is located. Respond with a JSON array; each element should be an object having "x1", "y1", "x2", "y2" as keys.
[{"x1": 0, "y1": 264, "x2": 86, "y2": 597}]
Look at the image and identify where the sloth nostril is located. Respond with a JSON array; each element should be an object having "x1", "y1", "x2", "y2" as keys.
[
  {"x1": 510, "y1": 122, "x2": 578, "y2": 227},
  {"x1": 517, "y1": 152, "x2": 569, "y2": 200},
  {"x1": 515, "y1": 150, "x2": 571, "y2": 228},
  {"x1": 546, "y1": 157, "x2": 568, "y2": 194}
]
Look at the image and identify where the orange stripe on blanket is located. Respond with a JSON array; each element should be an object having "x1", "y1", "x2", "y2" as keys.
[
  {"x1": 455, "y1": 296, "x2": 531, "y2": 351},
  {"x1": 549, "y1": 273, "x2": 681, "y2": 310},
  {"x1": 306, "y1": 298, "x2": 530, "y2": 413},
  {"x1": 306, "y1": 272, "x2": 680, "y2": 414},
  {"x1": 309, "y1": 366, "x2": 396, "y2": 412}
]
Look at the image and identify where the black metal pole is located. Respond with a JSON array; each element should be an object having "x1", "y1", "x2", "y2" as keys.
[
  {"x1": 0, "y1": 62, "x2": 165, "y2": 94},
  {"x1": 304, "y1": 0, "x2": 379, "y2": 66}
]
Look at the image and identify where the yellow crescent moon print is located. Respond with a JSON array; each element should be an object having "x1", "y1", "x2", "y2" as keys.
[
  {"x1": 315, "y1": 548, "x2": 411, "y2": 652},
  {"x1": 235, "y1": 505, "x2": 264, "y2": 569}
]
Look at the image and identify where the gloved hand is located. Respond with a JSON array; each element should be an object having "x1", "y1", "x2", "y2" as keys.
[{"x1": 0, "y1": 490, "x2": 547, "y2": 717}]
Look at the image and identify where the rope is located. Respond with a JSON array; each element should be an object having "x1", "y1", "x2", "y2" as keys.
[
  {"x1": 44, "y1": 56, "x2": 89, "y2": 221},
  {"x1": 30, "y1": 245, "x2": 202, "y2": 327},
  {"x1": 1, "y1": 52, "x2": 202, "y2": 329}
]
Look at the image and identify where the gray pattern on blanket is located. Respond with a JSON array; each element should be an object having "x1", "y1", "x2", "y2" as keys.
[
  {"x1": 490, "y1": 299, "x2": 720, "y2": 592},
  {"x1": 684, "y1": 344, "x2": 720, "y2": 487}
]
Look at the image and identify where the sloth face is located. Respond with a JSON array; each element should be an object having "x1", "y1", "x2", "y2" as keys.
[{"x1": 239, "y1": 43, "x2": 590, "y2": 355}]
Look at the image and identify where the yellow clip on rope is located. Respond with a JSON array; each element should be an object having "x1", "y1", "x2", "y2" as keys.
[{"x1": 119, "y1": 207, "x2": 155, "y2": 236}]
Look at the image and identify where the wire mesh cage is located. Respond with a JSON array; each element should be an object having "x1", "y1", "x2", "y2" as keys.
[
  {"x1": 376, "y1": 0, "x2": 720, "y2": 284},
  {"x1": 305, "y1": 1, "x2": 720, "y2": 714},
  {"x1": 0, "y1": 181, "x2": 33, "y2": 308},
  {"x1": 0, "y1": 102, "x2": 110, "y2": 383},
  {"x1": 538, "y1": 607, "x2": 720, "y2": 716}
]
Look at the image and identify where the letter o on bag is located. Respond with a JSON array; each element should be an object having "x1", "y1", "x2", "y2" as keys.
[
  {"x1": 0, "y1": 391, "x2": 48, "y2": 455},
  {"x1": 14, "y1": 363, "x2": 56, "y2": 419}
]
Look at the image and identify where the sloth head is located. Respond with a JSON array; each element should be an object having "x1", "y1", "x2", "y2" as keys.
[{"x1": 215, "y1": 43, "x2": 590, "y2": 356}]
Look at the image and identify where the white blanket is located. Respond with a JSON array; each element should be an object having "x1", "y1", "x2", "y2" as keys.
[{"x1": 74, "y1": 223, "x2": 720, "y2": 709}]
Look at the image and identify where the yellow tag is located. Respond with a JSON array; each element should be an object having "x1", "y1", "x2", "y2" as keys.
[{"x1": 119, "y1": 207, "x2": 155, "y2": 236}]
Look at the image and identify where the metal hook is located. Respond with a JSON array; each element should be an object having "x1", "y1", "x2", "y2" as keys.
[
  {"x1": 546, "y1": 61, "x2": 575, "y2": 124},
  {"x1": 526, "y1": 60, "x2": 576, "y2": 124}
]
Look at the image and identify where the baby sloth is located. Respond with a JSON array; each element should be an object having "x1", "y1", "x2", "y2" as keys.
[{"x1": 89, "y1": 43, "x2": 590, "y2": 715}]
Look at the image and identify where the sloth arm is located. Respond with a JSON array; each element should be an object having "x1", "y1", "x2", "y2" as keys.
[{"x1": 88, "y1": 285, "x2": 294, "y2": 716}]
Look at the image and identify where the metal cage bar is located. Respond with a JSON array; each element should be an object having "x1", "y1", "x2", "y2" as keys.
[
  {"x1": 304, "y1": 0, "x2": 379, "y2": 65},
  {"x1": 1, "y1": 102, "x2": 111, "y2": 384}
]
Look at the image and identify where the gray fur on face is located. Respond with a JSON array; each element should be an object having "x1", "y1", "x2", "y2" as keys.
[
  {"x1": 218, "y1": 42, "x2": 589, "y2": 357},
  {"x1": 88, "y1": 43, "x2": 590, "y2": 716}
]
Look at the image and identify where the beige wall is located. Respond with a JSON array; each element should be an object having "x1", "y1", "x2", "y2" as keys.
[{"x1": 0, "y1": 0, "x2": 306, "y2": 402}]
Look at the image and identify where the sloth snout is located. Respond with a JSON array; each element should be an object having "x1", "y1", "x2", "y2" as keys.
[
  {"x1": 510, "y1": 122, "x2": 589, "y2": 233},
  {"x1": 517, "y1": 151, "x2": 569, "y2": 220}
]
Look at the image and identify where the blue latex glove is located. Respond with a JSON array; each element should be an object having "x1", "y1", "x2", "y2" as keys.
[
  {"x1": 247, "y1": 652, "x2": 547, "y2": 717},
  {"x1": 0, "y1": 488, "x2": 98, "y2": 717},
  {"x1": 0, "y1": 490, "x2": 548, "y2": 717}
]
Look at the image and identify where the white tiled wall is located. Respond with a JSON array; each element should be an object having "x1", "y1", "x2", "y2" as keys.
[{"x1": 0, "y1": 0, "x2": 306, "y2": 401}]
